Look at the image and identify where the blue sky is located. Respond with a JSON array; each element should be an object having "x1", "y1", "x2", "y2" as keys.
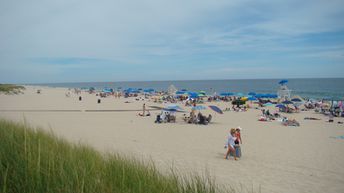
[{"x1": 1, "y1": 0, "x2": 344, "y2": 83}]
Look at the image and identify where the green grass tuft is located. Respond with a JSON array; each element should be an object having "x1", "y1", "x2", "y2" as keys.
[
  {"x1": 0, "y1": 119, "x2": 235, "y2": 193},
  {"x1": 0, "y1": 84, "x2": 25, "y2": 94}
]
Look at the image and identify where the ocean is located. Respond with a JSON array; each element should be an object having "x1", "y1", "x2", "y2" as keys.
[{"x1": 35, "y1": 78, "x2": 344, "y2": 100}]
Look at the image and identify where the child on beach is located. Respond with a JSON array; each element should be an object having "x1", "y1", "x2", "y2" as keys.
[{"x1": 224, "y1": 128, "x2": 238, "y2": 160}]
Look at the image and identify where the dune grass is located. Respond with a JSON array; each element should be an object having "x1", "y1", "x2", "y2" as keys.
[
  {"x1": 0, "y1": 84, "x2": 25, "y2": 94},
  {"x1": 0, "y1": 119, "x2": 235, "y2": 193}
]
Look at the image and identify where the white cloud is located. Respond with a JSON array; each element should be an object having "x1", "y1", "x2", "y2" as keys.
[{"x1": 0, "y1": 0, "x2": 343, "y2": 82}]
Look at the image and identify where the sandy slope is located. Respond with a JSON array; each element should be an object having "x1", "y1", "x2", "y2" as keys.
[{"x1": 1, "y1": 86, "x2": 344, "y2": 193}]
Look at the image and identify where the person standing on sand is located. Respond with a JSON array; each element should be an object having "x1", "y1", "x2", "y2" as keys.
[
  {"x1": 225, "y1": 128, "x2": 238, "y2": 160},
  {"x1": 142, "y1": 103, "x2": 146, "y2": 117},
  {"x1": 235, "y1": 127, "x2": 242, "y2": 144}
]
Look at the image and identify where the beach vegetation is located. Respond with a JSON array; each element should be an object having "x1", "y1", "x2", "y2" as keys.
[
  {"x1": 0, "y1": 84, "x2": 25, "y2": 94},
  {"x1": 0, "y1": 119, "x2": 235, "y2": 193}
]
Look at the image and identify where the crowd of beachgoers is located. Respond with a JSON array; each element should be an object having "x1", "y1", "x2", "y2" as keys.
[
  {"x1": 2, "y1": 85, "x2": 344, "y2": 193},
  {"x1": 54, "y1": 85, "x2": 344, "y2": 161}
]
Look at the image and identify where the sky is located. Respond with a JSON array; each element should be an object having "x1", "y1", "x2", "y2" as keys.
[{"x1": 1, "y1": 0, "x2": 344, "y2": 83}]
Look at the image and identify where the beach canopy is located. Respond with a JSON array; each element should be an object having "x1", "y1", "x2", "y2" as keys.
[
  {"x1": 192, "y1": 105, "x2": 207, "y2": 110},
  {"x1": 248, "y1": 92, "x2": 256, "y2": 96},
  {"x1": 208, "y1": 105, "x2": 223, "y2": 114},
  {"x1": 279, "y1": 80, "x2": 288, "y2": 85}
]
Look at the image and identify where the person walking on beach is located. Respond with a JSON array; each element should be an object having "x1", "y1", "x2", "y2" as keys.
[
  {"x1": 235, "y1": 127, "x2": 242, "y2": 144},
  {"x1": 225, "y1": 128, "x2": 238, "y2": 160},
  {"x1": 142, "y1": 103, "x2": 146, "y2": 117}
]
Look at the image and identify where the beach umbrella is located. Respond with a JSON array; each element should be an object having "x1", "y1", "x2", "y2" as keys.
[
  {"x1": 247, "y1": 97, "x2": 258, "y2": 101},
  {"x1": 282, "y1": 100, "x2": 293, "y2": 105},
  {"x1": 181, "y1": 89, "x2": 188, "y2": 91},
  {"x1": 275, "y1": 104, "x2": 286, "y2": 108},
  {"x1": 264, "y1": 102, "x2": 273, "y2": 107},
  {"x1": 279, "y1": 80, "x2": 288, "y2": 85},
  {"x1": 176, "y1": 91, "x2": 186, "y2": 95},
  {"x1": 255, "y1": 94, "x2": 265, "y2": 98},
  {"x1": 248, "y1": 92, "x2": 256, "y2": 96},
  {"x1": 198, "y1": 93, "x2": 206, "y2": 97},
  {"x1": 236, "y1": 92, "x2": 244, "y2": 97},
  {"x1": 102, "y1": 88, "x2": 113, "y2": 93},
  {"x1": 166, "y1": 104, "x2": 183, "y2": 110},
  {"x1": 198, "y1": 91, "x2": 207, "y2": 97},
  {"x1": 144, "y1": 88, "x2": 155, "y2": 93},
  {"x1": 240, "y1": 97, "x2": 248, "y2": 101},
  {"x1": 188, "y1": 92, "x2": 199, "y2": 98},
  {"x1": 266, "y1": 94, "x2": 278, "y2": 98},
  {"x1": 162, "y1": 108, "x2": 177, "y2": 112},
  {"x1": 291, "y1": 98, "x2": 302, "y2": 102},
  {"x1": 192, "y1": 105, "x2": 207, "y2": 110},
  {"x1": 208, "y1": 105, "x2": 223, "y2": 114}
]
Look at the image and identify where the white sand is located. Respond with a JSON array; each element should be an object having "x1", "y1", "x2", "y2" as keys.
[{"x1": 1, "y1": 86, "x2": 344, "y2": 193}]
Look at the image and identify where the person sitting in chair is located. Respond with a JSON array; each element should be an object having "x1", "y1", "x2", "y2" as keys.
[{"x1": 155, "y1": 114, "x2": 162, "y2": 123}]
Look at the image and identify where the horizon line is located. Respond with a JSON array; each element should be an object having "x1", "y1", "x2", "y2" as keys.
[{"x1": 21, "y1": 77, "x2": 344, "y2": 85}]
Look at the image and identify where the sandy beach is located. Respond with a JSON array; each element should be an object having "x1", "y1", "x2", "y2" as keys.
[{"x1": 1, "y1": 86, "x2": 344, "y2": 193}]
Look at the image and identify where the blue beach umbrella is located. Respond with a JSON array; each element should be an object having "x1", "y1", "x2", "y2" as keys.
[
  {"x1": 279, "y1": 80, "x2": 288, "y2": 85},
  {"x1": 282, "y1": 100, "x2": 293, "y2": 105},
  {"x1": 291, "y1": 98, "x2": 302, "y2": 102},
  {"x1": 266, "y1": 94, "x2": 278, "y2": 98},
  {"x1": 276, "y1": 104, "x2": 286, "y2": 108},
  {"x1": 176, "y1": 91, "x2": 186, "y2": 95},
  {"x1": 166, "y1": 104, "x2": 183, "y2": 110},
  {"x1": 208, "y1": 105, "x2": 223, "y2": 114},
  {"x1": 255, "y1": 94, "x2": 265, "y2": 98},
  {"x1": 247, "y1": 97, "x2": 258, "y2": 101},
  {"x1": 248, "y1": 92, "x2": 256, "y2": 96},
  {"x1": 188, "y1": 92, "x2": 199, "y2": 98},
  {"x1": 162, "y1": 108, "x2": 177, "y2": 112},
  {"x1": 192, "y1": 105, "x2": 207, "y2": 110},
  {"x1": 144, "y1": 88, "x2": 155, "y2": 93}
]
